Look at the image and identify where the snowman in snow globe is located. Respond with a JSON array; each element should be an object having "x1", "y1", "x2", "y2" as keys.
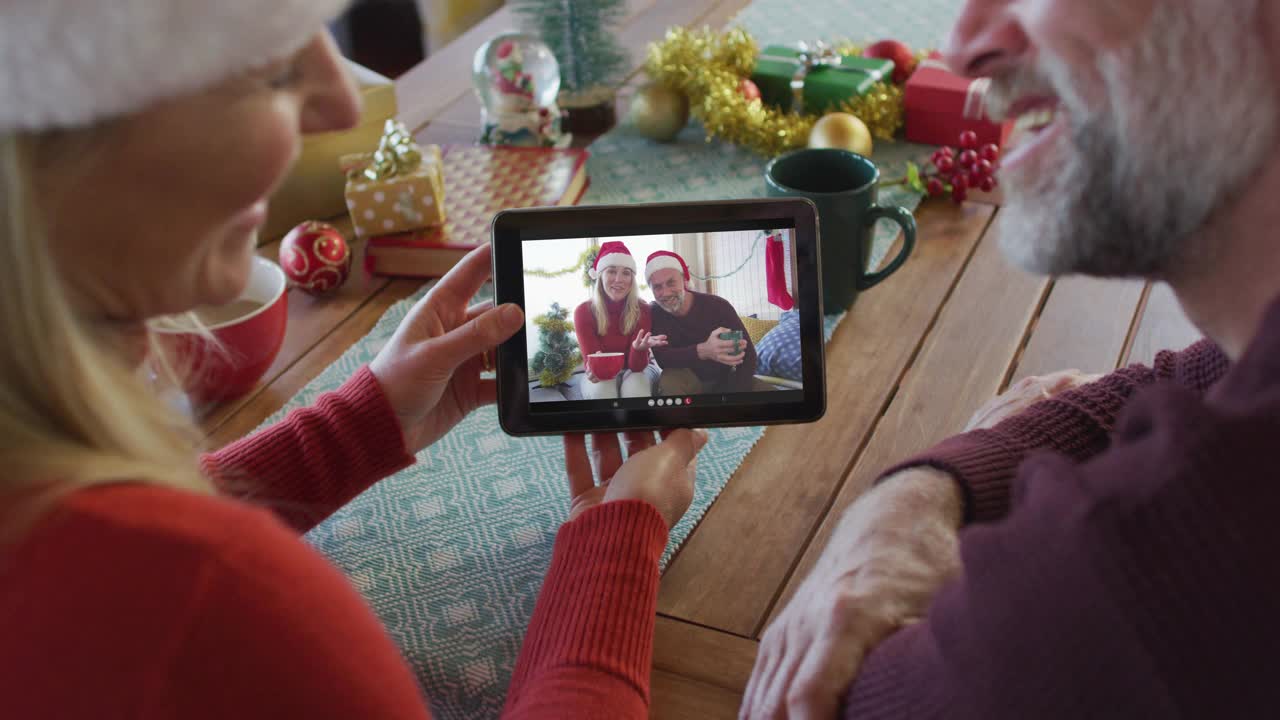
[{"x1": 473, "y1": 32, "x2": 569, "y2": 148}]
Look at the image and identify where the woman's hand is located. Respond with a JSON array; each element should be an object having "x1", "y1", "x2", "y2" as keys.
[
  {"x1": 369, "y1": 245, "x2": 524, "y2": 453},
  {"x1": 563, "y1": 429, "x2": 708, "y2": 529},
  {"x1": 632, "y1": 330, "x2": 670, "y2": 351}
]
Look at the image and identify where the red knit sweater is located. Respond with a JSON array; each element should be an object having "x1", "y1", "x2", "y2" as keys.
[
  {"x1": 842, "y1": 306, "x2": 1280, "y2": 717},
  {"x1": 1, "y1": 367, "x2": 667, "y2": 719},
  {"x1": 573, "y1": 298, "x2": 652, "y2": 376}
]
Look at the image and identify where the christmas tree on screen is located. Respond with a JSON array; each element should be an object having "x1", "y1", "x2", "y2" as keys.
[
  {"x1": 513, "y1": 0, "x2": 628, "y2": 105},
  {"x1": 530, "y1": 302, "x2": 582, "y2": 388}
]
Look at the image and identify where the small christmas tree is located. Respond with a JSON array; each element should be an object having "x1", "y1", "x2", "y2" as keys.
[
  {"x1": 512, "y1": 0, "x2": 628, "y2": 105},
  {"x1": 530, "y1": 302, "x2": 583, "y2": 388}
]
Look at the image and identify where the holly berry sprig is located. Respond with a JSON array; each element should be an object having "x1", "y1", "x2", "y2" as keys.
[{"x1": 904, "y1": 130, "x2": 1001, "y2": 204}]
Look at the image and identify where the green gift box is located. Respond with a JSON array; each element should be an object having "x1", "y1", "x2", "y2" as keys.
[{"x1": 751, "y1": 45, "x2": 894, "y2": 115}]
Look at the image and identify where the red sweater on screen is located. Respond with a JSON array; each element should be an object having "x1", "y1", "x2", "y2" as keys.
[
  {"x1": 843, "y1": 300, "x2": 1280, "y2": 717},
  {"x1": 573, "y1": 297, "x2": 652, "y2": 376},
  {"x1": 0, "y1": 367, "x2": 667, "y2": 719}
]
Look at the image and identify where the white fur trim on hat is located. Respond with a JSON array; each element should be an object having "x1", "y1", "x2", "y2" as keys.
[
  {"x1": 0, "y1": 0, "x2": 352, "y2": 132},
  {"x1": 645, "y1": 255, "x2": 686, "y2": 282},
  {"x1": 589, "y1": 247, "x2": 636, "y2": 279}
]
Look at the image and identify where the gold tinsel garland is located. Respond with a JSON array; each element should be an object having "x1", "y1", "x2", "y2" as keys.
[{"x1": 644, "y1": 27, "x2": 908, "y2": 157}]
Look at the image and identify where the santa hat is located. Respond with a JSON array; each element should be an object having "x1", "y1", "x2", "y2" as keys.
[
  {"x1": 589, "y1": 241, "x2": 636, "y2": 279},
  {"x1": 0, "y1": 0, "x2": 350, "y2": 132},
  {"x1": 645, "y1": 250, "x2": 691, "y2": 285}
]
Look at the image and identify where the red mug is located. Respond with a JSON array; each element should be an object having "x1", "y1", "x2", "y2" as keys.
[
  {"x1": 588, "y1": 352, "x2": 625, "y2": 381},
  {"x1": 156, "y1": 256, "x2": 289, "y2": 406}
]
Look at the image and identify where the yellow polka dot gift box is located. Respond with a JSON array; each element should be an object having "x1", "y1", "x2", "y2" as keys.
[{"x1": 340, "y1": 120, "x2": 447, "y2": 239}]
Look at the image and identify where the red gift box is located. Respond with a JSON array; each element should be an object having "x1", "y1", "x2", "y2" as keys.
[{"x1": 904, "y1": 55, "x2": 1013, "y2": 148}]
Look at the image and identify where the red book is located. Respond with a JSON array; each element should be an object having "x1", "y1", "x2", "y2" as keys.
[
  {"x1": 904, "y1": 54, "x2": 1013, "y2": 149},
  {"x1": 364, "y1": 145, "x2": 590, "y2": 278}
]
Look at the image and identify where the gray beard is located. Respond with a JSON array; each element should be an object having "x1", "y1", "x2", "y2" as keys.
[{"x1": 997, "y1": 0, "x2": 1277, "y2": 279}]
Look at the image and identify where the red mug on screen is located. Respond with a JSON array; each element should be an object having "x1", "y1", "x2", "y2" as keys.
[{"x1": 588, "y1": 352, "x2": 625, "y2": 381}]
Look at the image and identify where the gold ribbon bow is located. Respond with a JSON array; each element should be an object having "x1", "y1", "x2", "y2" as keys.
[
  {"x1": 762, "y1": 42, "x2": 888, "y2": 115},
  {"x1": 355, "y1": 119, "x2": 423, "y2": 181}
]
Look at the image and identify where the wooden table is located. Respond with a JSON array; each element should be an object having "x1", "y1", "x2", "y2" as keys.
[{"x1": 206, "y1": 2, "x2": 1204, "y2": 716}]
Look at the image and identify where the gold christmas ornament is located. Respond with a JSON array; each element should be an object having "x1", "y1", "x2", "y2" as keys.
[
  {"x1": 809, "y1": 112, "x2": 874, "y2": 156},
  {"x1": 628, "y1": 83, "x2": 690, "y2": 142},
  {"x1": 644, "y1": 27, "x2": 906, "y2": 157}
]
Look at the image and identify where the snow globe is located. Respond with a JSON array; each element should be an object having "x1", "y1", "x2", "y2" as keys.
[{"x1": 473, "y1": 32, "x2": 569, "y2": 147}]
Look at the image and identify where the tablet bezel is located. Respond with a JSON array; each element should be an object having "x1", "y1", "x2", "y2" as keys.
[{"x1": 492, "y1": 198, "x2": 826, "y2": 436}]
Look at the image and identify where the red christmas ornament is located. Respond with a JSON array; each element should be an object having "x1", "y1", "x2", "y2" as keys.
[
  {"x1": 740, "y1": 78, "x2": 762, "y2": 102},
  {"x1": 279, "y1": 221, "x2": 352, "y2": 296},
  {"x1": 863, "y1": 39, "x2": 917, "y2": 85}
]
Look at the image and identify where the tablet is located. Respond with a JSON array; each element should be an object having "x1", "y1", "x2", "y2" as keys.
[{"x1": 492, "y1": 198, "x2": 826, "y2": 436}]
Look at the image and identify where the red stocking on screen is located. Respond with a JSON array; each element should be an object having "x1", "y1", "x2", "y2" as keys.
[{"x1": 765, "y1": 234, "x2": 795, "y2": 311}]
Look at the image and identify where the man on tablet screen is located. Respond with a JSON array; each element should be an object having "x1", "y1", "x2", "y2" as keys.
[{"x1": 646, "y1": 250, "x2": 768, "y2": 395}]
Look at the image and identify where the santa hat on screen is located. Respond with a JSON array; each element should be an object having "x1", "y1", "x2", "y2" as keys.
[
  {"x1": 645, "y1": 250, "x2": 691, "y2": 285},
  {"x1": 589, "y1": 241, "x2": 636, "y2": 279}
]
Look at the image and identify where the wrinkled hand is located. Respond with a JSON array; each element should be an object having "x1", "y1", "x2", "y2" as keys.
[
  {"x1": 697, "y1": 326, "x2": 744, "y2": 367},
  {"x1": 742, "y1": 468, "x2": 962, "y2": 720},
  {"x1": 965, "y1": 369, "x2": 1102, "y2": 432},
  {"x1": 586, "y1": 369, "x2": 600, "y2": 384},
  {"x1": 563, "y1": 429, "x2": 708, "y2": 529},
  {"x1": 369, "y1": 245, "x2": 524, "y2": 453},
  {"x1": 632, "y1": 330, "x2": 670, "y2": 351}
]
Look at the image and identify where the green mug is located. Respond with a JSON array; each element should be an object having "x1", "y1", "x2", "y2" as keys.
[
  {"x1": 718, "y1": 329, "x2": 744, "y2": 356},
  {"x1": 765, "y1": 149, "x2": 917, "y2": 314}
]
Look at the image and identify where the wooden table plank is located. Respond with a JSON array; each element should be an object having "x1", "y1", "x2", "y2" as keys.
[
  {"x1": 199, "y1": 228, "x2": 390, "y2": 437},
  {"x1": 653, "y1": 616, "x2": 758, "y2": 692},
  {"x1": 1011, "y1": 276, "x2": 1146, "y2": 383},
  {"x1": 206, "y1": 278, "x2": 422, "y2": 449},
  {"x1": 411, "y1": 119, "x2": 487, "y2": 147},
  {"x1": 695, "y1": 0, "x2": 755, "y2": 29},
  {"x1": 766, "y1": 216, "x2": 1050, "y2": 631},
  {"x1": 657, "y1": 201, "x2": 995, "y2": 637},
  {"x1": 1123, "y1": 281, "x2": 1201, "y2": 366},
  {"x1": 651, "y1": 670, "x2": 741, "y2": 720}
]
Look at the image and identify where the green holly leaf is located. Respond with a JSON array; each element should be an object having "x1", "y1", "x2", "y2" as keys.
[{"x1": 905, "y1": 162, "x2": 927, "y2": 195}]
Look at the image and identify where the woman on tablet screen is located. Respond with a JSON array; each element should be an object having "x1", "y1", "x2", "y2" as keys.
[{"x1": 573, "y1": 241, "x2": 668, "y2": 400}]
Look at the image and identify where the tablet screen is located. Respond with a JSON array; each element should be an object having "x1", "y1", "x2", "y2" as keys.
[{"x1": 522, "y1": 226, "x2": 804, "y2": 413}]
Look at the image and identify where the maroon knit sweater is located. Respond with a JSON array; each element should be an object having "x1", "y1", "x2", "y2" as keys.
[
  {"x1": 651, "y1": 291, "x2": 758, "y2": 392},
  {"x1": 839, "y1": 301, "x2": 1280, "y2": 712},
  {"x1": 844, "y1": 301, "x2": 1280, "y2": 717}
]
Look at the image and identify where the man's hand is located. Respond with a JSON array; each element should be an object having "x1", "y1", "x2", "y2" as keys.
[
  {"x1": 741, "y1": 468, "x2": 963, "y2": 720},
  {"x1": 696, "y1": 326, "x2": 745, "y2": 367},
  {"x1": 965, "y1": 370, "x2": 1102, "y2": 432}
]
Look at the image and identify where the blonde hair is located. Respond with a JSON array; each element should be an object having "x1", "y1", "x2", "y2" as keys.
[
  {"x1": 591, "y1": 268, "x2": 641, "y2": 338},
  {"x1": 0, "y1": 131, "x2": 212, "y2": 535}
]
